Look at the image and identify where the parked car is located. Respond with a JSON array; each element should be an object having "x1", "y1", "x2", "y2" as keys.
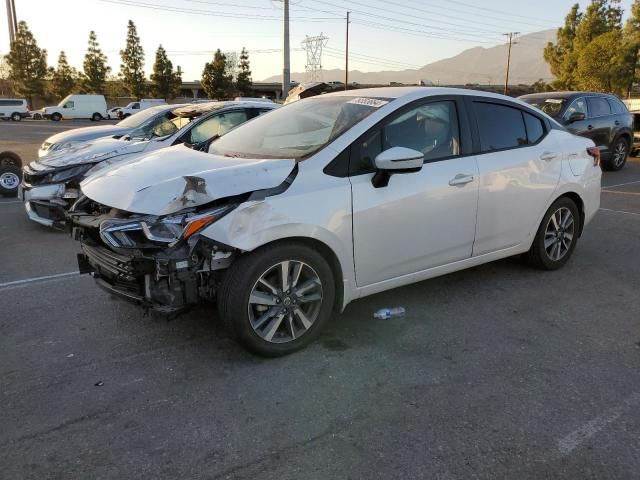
[
  {"x1": 519, "y1": 91, "x2": 633, "y2": 171},
  {"x1": 0, "y1": 151, "x2": 22, "y2": 196},
  {"x1": 0, "y1": 98, "x2": 30, "y2": 121},
  {"x1": 30, "y1": 110, "x2": 43, "y2": 120},
  {"x1": 106, "y1": 107, "x2": 122, "y2": 119},
  {"x1": 41, "y1": 94, "x2": 108, "y2": 121},
  {"x1": 118, "y1": 99, "x2": 167, "y2": 118},
  {"x1": 69, "y1": 87, "x2": 601, "y2": 356},
  {"x1": 21, "y1": 101, "x2": 278, "y2": 227},
  {"x1": 38, "y1": 104, "x2": 185, "y2": 158},
  {"x1": 234, "y1": 97, "x2": 274, "y2": 103}
]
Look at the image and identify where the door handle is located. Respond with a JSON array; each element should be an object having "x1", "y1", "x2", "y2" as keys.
[
  {"x1": 540, "y1": 152, "x2": 558, "y2": 161},
  {"x1": 449, "y1": 174, "x2": 474, "y2": 186},
  {"x1": 615, "y1": 120, "x2": 621, "y2": 126},
  {"x1": 587, "y1": 125, "x2": 594, "y2": 130}
]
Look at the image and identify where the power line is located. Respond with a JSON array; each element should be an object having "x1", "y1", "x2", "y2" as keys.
[{"x1": 95, "y1": 0, "x2": 340, "y2": 22}]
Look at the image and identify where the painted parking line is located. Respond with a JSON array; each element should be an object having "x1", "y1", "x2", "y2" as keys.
[
  {"x1": 600, "y1": 208, "x2": 640, "y2": 217},
  {"x1": 601, "y1": 190, "x2": 640, "y2": 196},
  {"x1": 0, "y1": 200, "x2": 22, "y2": 205},
  {"x1": 602, "y1": 179, "x2": 640, "y2": 189},
  {"x1": 0, "y1": 271, "x2": 79, "y2": 290}
]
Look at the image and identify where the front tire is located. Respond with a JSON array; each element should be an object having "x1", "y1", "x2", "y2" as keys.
[
  {"x1": 525, "y1": 197, "x2": 579, "y2": 270},
  {"x1": 51, "y1": 113, "x2": 62, "y2": 122},
  {"x1": 602, "y1": 137, "x2": 629, "y2": 171},
  {"x1": 218, "y1": 242, "x2": 336, "y2": 357}
]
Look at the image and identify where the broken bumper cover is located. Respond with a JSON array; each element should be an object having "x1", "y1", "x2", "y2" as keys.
[
  {"x1": 20, "y1": 182, "x2": 78, "y2": 227},
  {"x1": 76, "y1": 239, "x2": 201, "y2": 314}
]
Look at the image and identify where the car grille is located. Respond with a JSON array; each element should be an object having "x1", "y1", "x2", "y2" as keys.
[{"x1": 81, "y1": 243, "x2": 140, "y2": 282}]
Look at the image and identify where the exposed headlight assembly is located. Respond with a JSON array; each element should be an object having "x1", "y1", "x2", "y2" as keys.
[
  {"x1": 100, "y1": 204, "x2": 235, "y2": 248},
  {"x1": 48, "y1": 164, "x2": 94, "y2": 183}
]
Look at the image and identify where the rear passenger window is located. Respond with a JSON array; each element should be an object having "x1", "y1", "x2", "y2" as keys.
[
  {"x1": 587, "y1": 97, "x2": 611, "y2": 117},
  {"x1": 474, "y1": 102, "x2": 527, "y2": 152},
  {"x1": 607, "y1": 97, "x2": 627, "y2": 114},
  {"x1": 523, "y1": 112, "x2": 545, "y2": 144}
]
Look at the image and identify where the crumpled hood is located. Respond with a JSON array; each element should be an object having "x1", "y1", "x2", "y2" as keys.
[
  {"x1": 80, "y1": 145, "x2": 296, "y2": 216},
  {"x1": 44, "y1": 125, "x2": 129, "y2": 148},
  {"x1": 33, "y1": 136, "x2": 149, "y2": 169}
]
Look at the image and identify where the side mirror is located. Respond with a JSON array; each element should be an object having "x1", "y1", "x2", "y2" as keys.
[
  {"x1": 568, "y1": 112, "x2": 585, "y2": 123},
  {"x1": 372, "y1": 147, "x2": 423, "y2": 188}
]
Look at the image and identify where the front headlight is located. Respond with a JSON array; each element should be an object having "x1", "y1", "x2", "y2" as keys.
[
  {"x1": 49, "y1": 164, "x2": 94, "y2": 183},
  {"x1": 100, "y1": 205, "x2": 235, "y2": 248}
]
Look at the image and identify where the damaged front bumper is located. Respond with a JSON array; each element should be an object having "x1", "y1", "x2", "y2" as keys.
[
  {"x1": 20, "y1": 182, "x2": 79, "y2": 227},
  {"x1": 71, "y1": 211, "x2": 233, "y2": 314}
]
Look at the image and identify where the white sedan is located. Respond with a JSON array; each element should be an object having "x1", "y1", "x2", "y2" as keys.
[{"x1": 71, "y1": 87, "x2": 601, "y2": 356}]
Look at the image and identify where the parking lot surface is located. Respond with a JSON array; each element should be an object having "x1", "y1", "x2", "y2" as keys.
[{"x1": 1, "y1": 122, "x2": 640, "y2": 479}]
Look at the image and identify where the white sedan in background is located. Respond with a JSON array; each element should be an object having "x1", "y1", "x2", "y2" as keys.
[{"x1": 70, "y1": 87, "x2": 601, "y2": 356}]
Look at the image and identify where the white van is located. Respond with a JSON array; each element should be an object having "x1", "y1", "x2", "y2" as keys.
[
  {"x1": 0, "y1": 98, "x2": 30, "y2": 121},
  {"x1": 42, "y1": 95, "x2": 108, "y2": 122},
  {"x1": 118, "y1": 99, "x2": 167, "y2": 118}
]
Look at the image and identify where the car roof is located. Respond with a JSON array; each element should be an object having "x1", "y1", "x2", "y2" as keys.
[
  {"x1": 171, "y1": 100, "x2": 279, "y2": 118},
  {"x1": 323, "y1": 86, "x2": 532, "y2": 103},
  {"x1": 519, "y1": 91, "x2": 616, "y2": 100}
]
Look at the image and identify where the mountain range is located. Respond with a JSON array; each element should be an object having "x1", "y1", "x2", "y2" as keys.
[{"x1": 262, "y1": 29, "x2": 556, "y2": 86}]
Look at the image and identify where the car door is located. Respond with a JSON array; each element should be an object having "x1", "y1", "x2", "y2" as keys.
[
  {"x1": 584, "y1": 96, "x2": 613, "y2": 154},
  {"x1": 62, "y1": 100, "x2": 75, "y2": 119},
  {"x1": 350, "y1": 98, "x2": 479, "y2": 287},
  {"x1": 562, "y1": 96, "x2": 594, "y2": 141},
  {"x1": 469, "y1": 99, "x2": 562, "y2": 256}
]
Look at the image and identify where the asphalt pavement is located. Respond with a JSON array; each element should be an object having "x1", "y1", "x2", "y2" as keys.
[{"x1": 1, "y1": 122, "x2": 640, "y2": 479}]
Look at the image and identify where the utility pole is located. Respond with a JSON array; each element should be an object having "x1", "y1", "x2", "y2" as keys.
[
  {"x1": 5, "y1": 0, "x2": 16, "y2": 44},
  {"x1": 345, "y1": 11, "x2": 350, "y2": 90},
  {"x1": 503, "y1": 32, "x2": 519, "y2": 96},
  {"x1": 283, "y1": 0, "x2": 290, "y2": 99}
]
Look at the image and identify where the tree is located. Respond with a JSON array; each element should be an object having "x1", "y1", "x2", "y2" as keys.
[
  {"x1": 623, "y1": 0, "x2": 640, "y2": 94},
  {"x1": 544, "y1": 4, "x2": 582, "y2": 90},
  {"x1": 51, "y1": 51, "x2": 77, "y2": 100},
  {"x1": 4, "y1": 21, "x2": 48, "y2": 104},
  {"x1": 575, "y1": 29, "x2": 627, "y2": 92},
  {"x1": 236, "y1": 47, "x2": 252, "y2": 96},
  {"x1": 119, "y1": 20, "x2": 146, "y2": 98},
  {"x1": 83, "y1": 31, "x2": 111, "y2": 94},
  {"x1": 150, "y1": 45, "x2": 182, "y2": 99},
  {"x1": 531, "y1": 78, "x2": 552, "y2": 93},
  {"x1": 201, "y1": 49, "x2": 233, "y2": 99}
]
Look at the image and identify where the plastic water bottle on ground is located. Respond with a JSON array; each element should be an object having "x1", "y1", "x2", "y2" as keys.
[{"x1": 373, "y1": 307, "x2": 406, "y2": 320}]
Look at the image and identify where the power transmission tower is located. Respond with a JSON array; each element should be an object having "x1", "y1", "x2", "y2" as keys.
[
  {"x1": 301, "y1": 33, "x2": 328, "y2": 82},
  {"x1": 503, "y1": 32, "x2": 519, "y2": 96}
]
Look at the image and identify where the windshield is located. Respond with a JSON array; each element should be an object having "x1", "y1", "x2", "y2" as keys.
[
  {"x1": 117, "y1": 105, "x2": 172, "y2": 128},
  {"x1": 209, "y1": 96, "x2": 390, "y2": 160},
  {"x1": 521, "y1": 97, "x2": 567, "y2": 117}
]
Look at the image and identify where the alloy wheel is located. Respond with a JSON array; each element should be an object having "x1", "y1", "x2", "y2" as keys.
[
  {"x1": 544, "y1": 207, "x2": 575, "y2": 262},
  {"x1": 247, "y1": 260, "x2": 323, "y2": 343},
  {"x1": 613, "y1": 140, "x2": 627, "y2": 168},
  {"x1": 0, "y1": 171, "x2": 20, "y2": 191}
]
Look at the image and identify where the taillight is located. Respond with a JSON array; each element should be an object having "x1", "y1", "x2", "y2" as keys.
[{"x1": 587, "y1": 147, "x2": 600, "y2": 167}]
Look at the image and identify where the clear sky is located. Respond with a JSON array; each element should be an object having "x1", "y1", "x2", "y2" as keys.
[{"x1": 0, "y1": 0, "x2": 635, "y2": 82}]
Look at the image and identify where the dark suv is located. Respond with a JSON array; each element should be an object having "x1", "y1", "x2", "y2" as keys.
[{"x1": 519, "y1": 92, "x2": 633, "y2": 171}]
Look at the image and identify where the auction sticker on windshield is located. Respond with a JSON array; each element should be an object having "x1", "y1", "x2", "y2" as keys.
[
  {"x1": 545, "y1": 99, "x2": 564, "y2": 104},
  {"x1": 347, "y1": 98, "x2": 390, "y2": 108}
]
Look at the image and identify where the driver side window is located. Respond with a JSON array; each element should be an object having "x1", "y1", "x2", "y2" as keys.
[
  {"x1": 350, "y1": 100, "x2": 460, "y2": 175},
  {"x1": 563, "y1": 98, "x2": 587, "y2": 122},
  {"x1": 63, "y1": 101, "x2": 74, "y2": 109}
]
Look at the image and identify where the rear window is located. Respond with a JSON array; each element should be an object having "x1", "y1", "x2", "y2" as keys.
[
  {"x1": 587, "y1": 97, "x2": 611, "y2": 117},
  {"x1": 0, "y1": 99, "x2": 24, "y2": 107},
  {"x1": 473, "y1": 102, "x2": 528, "y2": 152},
  {"x1": 607, "y1": 97, "x2": 627, "y2": 114}
]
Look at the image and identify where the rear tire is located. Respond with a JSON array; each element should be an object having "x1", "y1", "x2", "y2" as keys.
[
  {"x1": 0, "y1": 165, "x2": 22, "y2": 197},
  {"x1": 525, "y1": 197, "x2": 579, "y2": 270},
  {"x1": 91, "y1": 112, "x2": 102, "y2": 121},
  {"x1": 218, "y1": 242, "x2": 336, "y2": 357},
  {"x1": 51, "y1": 113, "x2": 62, "y2": 122},
  {"x1": 602, "y1": 137, "x2": 629, "y2": 171},
  {"x1": 10, "y1": 112, "x2": 21, "y2": 121}
]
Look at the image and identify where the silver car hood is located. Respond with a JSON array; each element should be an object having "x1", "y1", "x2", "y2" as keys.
[
  {"x1": 44, "y1": 125, "x2": 130, "y2": 147},
  {"x1": 33, "y1": 136, "x2": 149, "y2": 169},
  {"x1": 80, "y1": 145, "x2": 296, "y2": 216}
]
